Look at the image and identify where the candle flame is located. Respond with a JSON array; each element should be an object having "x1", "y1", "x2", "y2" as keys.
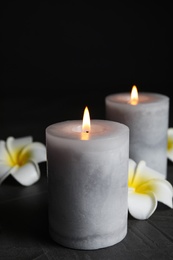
[
  {"x1": 130, "y1": 85, "x2": 138, "y2": 105},
  {"x1": 81, "y1": 106, "x2": 90, "y2": 140},
  {"x1": 82, "y1": 106, "x2": 90, "y2": 133}
]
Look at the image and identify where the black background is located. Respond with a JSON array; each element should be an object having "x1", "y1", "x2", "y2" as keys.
[{"x1": 2, "y1": 1, "x2": 173, "y2": 144}]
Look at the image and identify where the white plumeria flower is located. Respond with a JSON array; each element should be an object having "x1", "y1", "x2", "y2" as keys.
[
  {"x1": 0, "y1": 136, "x2": 46, "y2": 186},
  {"x1": 128, "y1": 159, "x2": 173, "y2": 220},
  {"x1": 167, "y1": 128, "x2": 173, "y2": 162}
]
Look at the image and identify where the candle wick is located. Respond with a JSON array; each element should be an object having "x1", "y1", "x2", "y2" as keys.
[{"x1": 85, "y1": 130, "x2": 89, "y2": 133}]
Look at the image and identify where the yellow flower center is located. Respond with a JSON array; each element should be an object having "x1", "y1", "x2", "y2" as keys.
[
  {"x1": 129, "y1": 183, "x2": 147, "y2": 194},
  {"x1": 128, "y1": 175, "x2": 149, "y2": 194},
  {"x1": 7, "y1": 149, "x2": 31, "y2": 167},
  {"x1": 168, "y1": 137, "x2": 173, "y2": 151}
]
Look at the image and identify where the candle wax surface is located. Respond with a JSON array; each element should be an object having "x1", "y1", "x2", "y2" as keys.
[
  {"x1": 107, "y1": 92, "x2": 168, "y2": 105},
  {"x1": 46, "y1": 119, "x2": 128, "y2": 141}
]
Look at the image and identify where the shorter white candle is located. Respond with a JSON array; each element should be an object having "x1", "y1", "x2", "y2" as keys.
[
  {"x1": 46, "y1": 107, "x2": 129, "y2": 250},
  {"x1": 105, "y1": 86, "x2": 169, "y2": 177}
]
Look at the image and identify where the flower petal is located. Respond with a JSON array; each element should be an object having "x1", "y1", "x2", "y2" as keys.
[
  {"x1": 128, "y1": 159, "x2": 137, "y2": 186},
  {"x1": 19, "y1": 142, "x2": 46, "y2": 164},
  {"x1": 6, "y1": 136, "x2": 33, "y2": 163},
  {"x1": 167, "y1": 128, "x2": 173, "y2": 161},
  {"x1": 139, "y1": 179, "x2": 173, "y2": 208},
  {"x1": 128, "y1": 191, "x2": 157, "y2": 220},
  {"x1": 0, "y1": 140, "x2": 10, "y2": 162},
  {"x1": 11, "y1": 161, "x2": 40, "y2": 186},
  {"x1": 132, "y1": 160, "x2": 165, "y2": 187},
  {"x1": 0, "y1": 164, "x2": 17, "y2": 184}
]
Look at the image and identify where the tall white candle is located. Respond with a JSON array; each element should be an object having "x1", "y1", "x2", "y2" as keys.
[
  {"x1": 46, "y1": 114, "x2": 129, "y2": 250},
  {"x1": 105, "y1": 88, "x2": 169, "y2": 177}
]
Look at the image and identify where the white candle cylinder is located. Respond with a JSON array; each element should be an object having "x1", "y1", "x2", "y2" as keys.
[
  {"x1": 105, "y1": 92, "x2": 169, "y2": 177},
  {"x1": 46, "y1": 119, "x2": 129, "y2": 250}
]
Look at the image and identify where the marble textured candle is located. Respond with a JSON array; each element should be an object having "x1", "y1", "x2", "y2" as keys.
[
  {"x1": 46, "y1": 119, "x2": 129, "y2": 250},
  {"x1": 105, "y1": 92, "x2": 169, "y2": 177}
]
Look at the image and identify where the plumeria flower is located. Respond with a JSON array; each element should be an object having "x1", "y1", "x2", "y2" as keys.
[
  {"x1": 128, "y1": 159, "x2": 173, "y2": 220},
  {"x1": 0, "y1": 136, "x2": 46, "y2": 186},
  {"x1": 167, "y1": 128, "x2": 173, "y2": 162}
]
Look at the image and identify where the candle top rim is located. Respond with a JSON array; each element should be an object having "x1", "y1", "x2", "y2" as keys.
[
  {"x1": 106, "y1": 92, "x2": 169, "y2": 105},
  {"x1": 46, "y1": 119, "x2": 129, "y2": 141}
]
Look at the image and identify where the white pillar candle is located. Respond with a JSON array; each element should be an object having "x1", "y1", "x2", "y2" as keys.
[
  {"x1": 46, "y1": 118, "x2": 129, "y2": 250},
  {"x1": 105, "y1": 90, "x2": 169, "y2": 177}
]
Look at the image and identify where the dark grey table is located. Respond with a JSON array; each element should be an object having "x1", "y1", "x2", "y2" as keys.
[{"x1": 0, "y1": 162, "x2": 173, "y2": 260}]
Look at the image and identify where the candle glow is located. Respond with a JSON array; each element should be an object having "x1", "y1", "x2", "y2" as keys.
[{"x1": 130, "y1": 85, "x2": 138, "y2": 105}]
